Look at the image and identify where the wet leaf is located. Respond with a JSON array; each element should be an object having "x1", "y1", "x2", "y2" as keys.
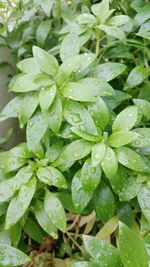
[
  {"x1": 116, "y1": 147, "x2": 143, "y2": 171},
  {"x1": 64, "y1": 100, "x2": 98, "y2": 136},
  {"x1": 39, "y1": 85, "x2": 56, "y2": 111},
  {"x1": 134, "y1": 99, "x2": 150, "y2": 119},
  {"x1": 97, "y1": 25, "x2": 126, "y2": 40},
  {"x1": 0, "y1": 244, "x2": 30, "y2": 266},
  {"x1": 37, "y1": 166, "x2": 67, "y2": 188},
  {"x1": 72, "y1": 170, "x2": 93, "y2": 213},
  {"x1": 44, "y1": 190, "x2": 66, "y2": 232},
  {"x1": 124, "y1": 66, "x2": 149, "y2": 90},
  {"x1": 79, "y1": 78, "x2": 115, "y2": 96},
  {"x1": 17, "y1": 57, "x2": 40, "y2": 74},
  {"x1": 45, "y1": 96, "x2": 62, "y2": 133},
  {"x1": 81, "y1": 158, "x2": 101, "y2": 192},
  {"x1": 0, "y1": 96, "x2": 21, "y2": 121},
  {"x1": 5, "y1": 177, "x2": 36, "y2": 229},
  {"x1": 119, "y1": 222, "x2": 149, "y2": 267},
  {"x1": 83, "y1": 235, "x2": 123, "y2": 267},
  {"x1": 112, "y1": 106, "x2": 138, "y2": 132},
  {"x1": 36, "y1": 20, "x2": 51, "y2": 47},
  {"x1": 60, "y1": 32, "x2": 80, "y2": 61},
  {"x1": 101, "y1": 147, "x2": 118, "y2": 179},
  {"x1": 109, "y1": 131, "x2": 138, "y2": 147},
  {"x1": 131, "y1": 128, "x2": 150, "y2": 147},
  {"x1": 138, "y1": 184, "x2": 150, "y2": 222},
  {"x1": 91, "y1": 141, "x2": 106, "y2": 167}
]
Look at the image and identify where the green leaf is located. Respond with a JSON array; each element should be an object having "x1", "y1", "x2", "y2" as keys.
[
  {"x1": 91, "y1": 141, "x2": 106, "y2": 167},
  {"x1": 36, "y1": 20, "x2": 51, "y2": 47},
  {"x1": 60, "y1": 32, "x2": 80, "y2": 61},
  {"x1": 119, "y1": 222, "x2": 149, "y2": 267},
  {"x1": 97, "y1": 25, "x2": 126, "y2": 40},
  {"x1": 131, "y1": 128, "x2": 150, "y2": 147},
  {"x1": 5, "y1": 177, "x2": 36, "y2": 229},
  {"x1": 37, "y1": 166, "x2": 67, "y2": 188},
  {"x1": 40, "y1": 0, "x2": 54, "y2": 16},
  {"x1": 17, "y1": 58, "x2": 40, "y2": 74},
  {"x1": 79, "y1": 78, "x2": 115, "y2": 96},
  {"x1": 53, "y1": 139, "x2": 93, "y2": 171},
  {"x1": 0, "y1": 166, "x2": 32, "y2": 203},
  {"x1": 134, "y1": 4, "x2": 150, "y2": 26},
  {"x1": 64, "y1": 100, "x2": 98, "y2": 136},
  {"x1": 62, "y1": 82, "x2": 96, "y2": 102},
  {"x1": 18, "y1": 92, "x2": 39, "y2": 126},
  {"x1": 112, "y1": 106, "x2": 138, "y2": 132},
  {"x1": 77, "y1": 13, "x2": 96, "y2": 25},
  {"x1": 71, "y1": 127, "x2": 102, "y2": 142},
  {"x1": 0, "y1": 96, "x2": 21, "y2": 122},
  {"x1": 83, "y1": 235, "x2": 122, "y2": 267},
  {"x1": 116, "y1": 147, "x2": 143, "y2": 171},
  {"x1": 92, "y1": 62, "x2": 126, "y2": 82},
  {"x1": 88, "y1": 96, "x2": 110, "y2": 130},
  {"x1": 133, "y1": 99, "x2": 150, "y2": 119},
  {"x1": 94, "y1": 181, "x2": 116, "y2": 223},
  {"x1": 24, "y1": 217, "x2": 43, "y2": 243},
  {"x1": 0, "y1": 151, "x2": 26, "y2": 173},
  {"x1": 0, "y1": 244, "x2": 30, "y2": 266},
  {"x1": 109, "y1": 131, "x2": 139, "y2": 147},
  {"x1": 124, "y1": 66, "x2": 149, "y2": 90},
  {"x1": 34, "y1": 200, "x2": 58, "y2": 239},
  {"x1": 57, "y1": 53, "x2": 96, "y2": 85},
  {"x1": 9, "y1": 223, "x2": 22, "y2": 247},
  {"x1": 101, "y1": 147, "x2": 118, "y2": 179},
  {"x1": 33, "y1": 46, "x2": 59, "y2": 76},
  {"x1": 45, "y1": 142, "x2": 63, "y2": 162},
  {"x1": 117, "y1": 203, "x2": 134, "y2": 228},
  {"x1": 108, "y1": 15, "x2": 131, "y2": 26},
  {"x1": 27, "y1": 111, "x2": 47, "y2": 153},
  {"x1": 10, "y1": 143, "x2": 33, "y2": 159},
  {"x1": 91, "y1": 0, "x2": 114, "y2": 22},
  {"x1": 71, "y1": 170, "x2": 93, "y2": 213},
  {"x1": 44, "y1": 190, "x2": 66, "y2": 232},
  {"x1": 138, "y1": 184, "x2": 150, "y2": 222},
  {"x1": 39, "y1": 85, "x2": 56, "y2": 111},
  {"x1": 81, "y1": 158, "x2": 101, "y2": 192},
  {"x1": 11, "y1": 74, "x2": 42, "y2": 92},
  {"x1": 110, "y1": 165, "x2": 142, "y2": 201},
  {"x1": 45, "y1": 96, "x2": 62, "y2": 133}
]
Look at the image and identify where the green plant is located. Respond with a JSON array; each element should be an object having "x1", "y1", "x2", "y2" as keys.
[{"x1": 0, "y1": 0, "x2": 150, "y2": 266}]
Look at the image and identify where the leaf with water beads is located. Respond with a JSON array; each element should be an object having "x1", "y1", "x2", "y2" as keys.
[
  {"x1": 64, "y1": 100, "x2": 98, "y2": 136},
  {"x1": 133, "y1": 99, "x2": 150, "y2": 119},
  {"x1": 83, "y1": 235, "x2": 123, "y2": 267},
  {"x1": 44, "y1": 190, "x2": 66, "y2": 233},
  {"x1": 88, "y1": 96, "x2": 110, "y2": 130},
  {"x1": 11, "y1": 74, "x2": 43, "y2": 93},
  {"x1": 0, "y1": 166, "x2": 32, "y2": 203},
  {"x1": 71, "y1": 170, "x2": 93, "y2": 213},
  {"x1": 131, "y1": 128, "x2": 150, "y2": 147},
  {"x1": 37, "y1": 166, "x2": 67, "y2": 188},
  {"x1": 45, "y1": 96, "x2": 62, "y2": 133},
  {"x1": 119, "y1": 222, "x2": 149, "y2": 267},
  {"x1": 71, "y1": 262, "x2": 98, "y2": 267},
  {"x1": 0, "y1": 244, "x2": 30, "y2": 266},
  {"x1": 27, "y1": 111, "x2": 48, "y2": 154},
  {"x1": 5, "y1": 177, "x2": 36, "y2": 229},
  {"x1": 0, "y1": 151, "x2": 26, "y2": 173},
  {"x1": 62, "y1": 82, "x2": 96, "y2": 102},
  {"x1": 138, "y1": 184, "x2": 150, "y2": 222},
  {"x1": 53, "y1": 139, "x2": 93, "y2": 171},
  {"x1": 33, "y1": 46, "x2": 59, "y2": 76},
  {"x1": 39, "y1": 84, "x2": 56, "y2": 112},
  {"x1": 91, "y1": 141, "x2": 106, "y2": 167},
  {"x1": 97, "y1": 25, "x2": 126, "y2": 40},
  {"x1": 81, "y1": 158, "x2": 101, "y2": 192},
  {"x1": 124, "y1": 66, "x2": 149, "y2": 90},
  {"x1": 112, "y1": 106, "x2": 138, "y2": 132},
  {"x1": 79, "y1": 78, "x2": 115, "y2": 96},
  {"x1": 60, "y1": 32, "x2": 80, "y2": 62},
  {"x1": 17, "y1": 57, "x2": 41, "y2": 74},
  {"x1": 109, "y1": 131, "x2": 139, "y2": 147},
  {"x1": 101, "y1": 147, "x2": 118, "y2": 179},
  {"x1": 0, "y1": 96, "x2": 22, "y2": 122},
  {"x1": 116, "y1": 147, "x2": 143, "y2": 172},
  {"x1": 34, "y1": 200, "x2": 58, "y2": 239},
  {"x1": 71, "y1": 127, "x2": 102, "y2": 142},
  {"x1": 91, "y1": 62, "x2": 126, "y2": 82}
]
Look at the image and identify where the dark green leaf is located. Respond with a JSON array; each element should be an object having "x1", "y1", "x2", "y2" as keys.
[
  {"x1": 94, "y1": 181, "x2": 116, "y2": 223},
  {"x1": 36, "y1": 20, "x2": 51, "y2": 47},
  {"x1": 24, "y1": 217, "x2": 43, "y2": 243}
]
